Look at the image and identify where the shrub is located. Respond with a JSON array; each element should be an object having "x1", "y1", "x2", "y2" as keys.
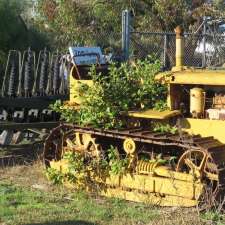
[{"x1": 51, "y1": 57, "x2": 167, "y2": 128}]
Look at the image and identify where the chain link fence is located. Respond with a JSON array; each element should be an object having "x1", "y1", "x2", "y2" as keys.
[
  {"x1": 130, "y1": 31, "x2": 225, "y2": 69},
  {"x1": 93, "y1": 13, "x2": 225, "y2": 69},
  {"x1": 79, "y1": 30, "x2": 122, "y2": 61}
]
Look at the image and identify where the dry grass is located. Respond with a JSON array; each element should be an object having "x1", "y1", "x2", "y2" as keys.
[
  {"x1": 0, "y1": 161, "x2": 51, "y2": 190},
  {"x1": 150, "y1": 208, "x2": 208, "y2": 225}
]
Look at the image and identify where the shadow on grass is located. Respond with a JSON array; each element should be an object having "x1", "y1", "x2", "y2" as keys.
[{"x1": 25, "y1": 221, "x2": 98, "y2": 225}]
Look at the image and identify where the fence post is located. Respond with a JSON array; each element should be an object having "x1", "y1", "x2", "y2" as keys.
[
  {"x1": 163, "y1": 34, "x2": 168, "y2": 69},
  {"x1": 122, "y1": 10, "x2": 131, "y2": 61},
  {"x1": 202, "y1": 16, "x2": 207, "y2": 68}
]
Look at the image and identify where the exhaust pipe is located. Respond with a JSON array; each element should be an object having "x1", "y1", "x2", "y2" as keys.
[{"x1": 172, "y1": 26, "x2": 184, "y2": 71}]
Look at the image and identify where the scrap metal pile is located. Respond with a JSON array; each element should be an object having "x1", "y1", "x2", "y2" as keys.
[{"x1": 0, "y1": 48, "x2": 69, "y2": 146}]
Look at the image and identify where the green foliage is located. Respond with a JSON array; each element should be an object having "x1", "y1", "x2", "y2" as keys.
[
  {"x1": 153, "y1": 123, "x2": 177, "y2": 134},
  {"x1": 52, "y1": 58, "x2": 167, "y2": 129},
  {"x1": 50, "y1": 100, "x2": 80, "y2": 123},
  {"x1": 107, "y1": 145, "x2": 128, "y2": 175},
  {"x1": 153, "y1": 100, "x2": 169, "y2": 111},
  {"x1": 46, "y1": 151, "x2": 88, "y2": 185},
  {"x1": 0, "y1": 0, "x2": 48, "y2": 52},
  {"x1": 139, "y1": 153, "x2": 176, "y2": 166},
  {"x1": 201, "y1": 211, "x2": 224, "y2": 224},
  {"x1": 63, "y1": 151, "x2": 87, "y2": 183},
  {"x1": 46, "y1": 145, "x2": 130, "y2": 185},
  {"x1": 36, "y1": 0, "x2": 225, "y2": 51},
  {"x1": 0, "y1": 0, "x2": 26, "y2": 71},
  {"x1": 0, "y1": 0, "x2": 25, "y2": 51},
  {"x1": 63, "y1": 151, "x2": 85, "y2": 174},
  {"x1": 149, "y1": 154, "x2": 177, "y2": 165},
  {"x1": 139, "y1": 154, "x2": 150, "y2": 162},
  {"x1": 36, "y1": 0, "x2": 132, "y2": 50},
  {"x1": 149, "y1": 153, "x2": 167, "y2": 164},
  {"x1": 46, "y1": 167, "x2": 64, "y2": 185},
  {"x1": 0, "y1": 0, "x2": 50, "y2": 83}
]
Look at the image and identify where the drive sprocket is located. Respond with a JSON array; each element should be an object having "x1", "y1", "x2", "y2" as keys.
[{"x1": 43, "y1": 124, "x2": 103, "y2": 167}]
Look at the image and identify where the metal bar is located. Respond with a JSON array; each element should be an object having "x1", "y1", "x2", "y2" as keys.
[
  {"x1": 131, "y1": 31, "x2": 203, "y2": 36},
  {"x1": 202, "y1": 16, "x2": 207, "y2": 68},
  {"x1": 72, "y1": 126, "x2": 200, "y2": 149},
  {"x1": 122, "y1": 10, "x2": 125, "y2": 59},
  {"x1": 17, "y1": 50, "x2": 23, "y2": 96},
  {"x1": 163, "y1": 34, "x2": 168, "y2": 69},
  {"x1": 1, "y1": 51, "x2": 14, "y2": 97},
  {"x1": 0, "y1": 122, "x2": 60, "y2": 130},
  {"x1": 122, "y1": 10, "x2": 131, "y2": 61},
  {"x1": 0, "y1": 95, "x2": 68, "y2": 108},
  {"x1": 131, "y1": 31, "x2": 175, "y2": 35}
]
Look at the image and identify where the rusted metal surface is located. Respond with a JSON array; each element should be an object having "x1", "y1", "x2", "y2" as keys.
[
  {"x1": 0, "y1": 122, "x2": 60, "y2": 130},
  {"x1": 0, "y1": 122, "x2": 60, "y2": 147}
]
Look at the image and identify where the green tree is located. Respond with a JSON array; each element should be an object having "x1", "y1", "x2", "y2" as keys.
[
  {"x1": 136, "y1": 0, "x2": 225, "y2": 31},
  {"x1": 0, "y1": 0, "x2": 25, "y2": 63},
  {"x1": 36, "y1": 0, "x2": 224, "y2": 52},
  {"x1": 36, "y1": 0, "x2": 129, "y2": 50},
  {"x1": 0, "y1": 0, "x2": 50, "y2": 60},
  {"x1": 0, "y1": 0, "x2": 50, "y2": 80}
]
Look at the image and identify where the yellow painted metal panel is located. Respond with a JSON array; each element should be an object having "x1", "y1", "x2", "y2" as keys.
[
  {"x1": 169, "y1": 69, "x2": 225, "y2": 85},
  {"x1": 128, "y1": 109, "x2": 181, "y2": 119},
  {"x1": 181, "y1": 118, "x2": 225, "y2": 143},
  {"x1": 69, "y1": 74, "x2": 93, "y2": 104},
  {"x1": 101, "y1": 188, "x2": 198, "y2": 207},
  {"x1": 153, "y1": 176, "x2": 202, "y2": 200},
  {"x1": 50, "y1": 159, "x2": 202, "y2": 200},
  {"x1": 105, "y1": 175, "x2": 120, "y2": 186},
  {"x1": 104, "y1": 173, "x2": 201, "y2": 200},
  {"x1": 106, "y1": 174, "x2": 155, "y2": 192},
  {"x1": 154, "y1": 166, "x2": 195, "y2": 182},
  {"x1": 50, "y1": 159, "x2": 69, "y2": 174}
]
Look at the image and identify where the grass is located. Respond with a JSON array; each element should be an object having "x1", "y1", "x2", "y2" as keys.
[
  {"x1": 0, "y1": 181, "x2": 158, "y2": 225},
  {"x1": 0, "y1": 161, "x2": 225, "y2": 225}
]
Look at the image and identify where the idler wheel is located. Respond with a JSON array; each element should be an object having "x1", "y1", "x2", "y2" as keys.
[
  {"x1": 176, "y1": 148, "x2": 219, "y2": 208},
  {"x1": 43, "y1": 125, "x2": 103, "y2": 167}
]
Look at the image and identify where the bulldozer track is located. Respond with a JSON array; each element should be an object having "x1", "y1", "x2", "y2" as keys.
[{"x1": 44, "y1": 123, "x2": 225, "y2": 202}]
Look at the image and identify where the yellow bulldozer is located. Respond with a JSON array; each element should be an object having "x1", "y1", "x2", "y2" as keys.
[{"x1": 43, "y1": 26, "x2": 225, "y2": 207}]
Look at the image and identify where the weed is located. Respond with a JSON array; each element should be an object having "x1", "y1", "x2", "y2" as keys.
[
  {"x1": 46, "y1": 167, "x2": 64, "y2": 185},
  {"x1": 107, "y1": 145, "x2": 128, "y2": 175},
  {"x1": 153, "y1": 123, "x2": 177, "y2": 134},
  {"x1": 46, "y1": 145, "x2": 130, "y2": 187}
]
